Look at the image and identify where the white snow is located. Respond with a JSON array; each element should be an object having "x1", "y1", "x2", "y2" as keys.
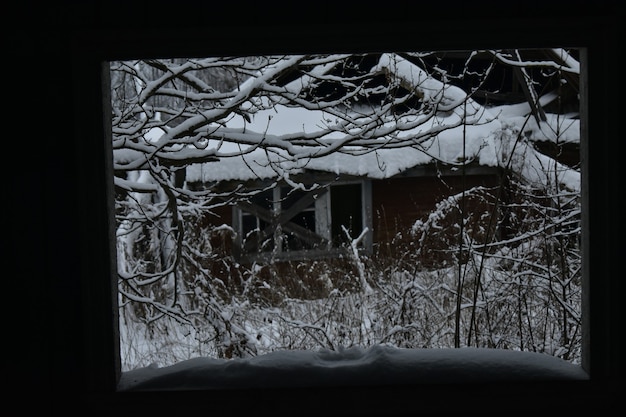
[
  {"x1": 118, "y1": 344, "x2": 588, "y2": 391},
  {"x1": 178, "y1": 53, "x2": 580, "y2": 191}
]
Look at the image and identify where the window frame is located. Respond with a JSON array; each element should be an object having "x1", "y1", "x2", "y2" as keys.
[
  {"x1": 63, "y1": 7, "x2": 619, "y2": 414},
  {"x1": 232, "y1": 179, "x2": 373, "y2": 263}
]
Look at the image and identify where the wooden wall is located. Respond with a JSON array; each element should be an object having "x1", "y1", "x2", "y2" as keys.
[{"x1": 371, "y1": 173, "x2": 501, "y2": 245}]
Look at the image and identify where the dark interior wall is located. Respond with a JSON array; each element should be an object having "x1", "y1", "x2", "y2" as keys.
[{"x1": 9, "y1": 1, "x2": 620, "y2": 415}]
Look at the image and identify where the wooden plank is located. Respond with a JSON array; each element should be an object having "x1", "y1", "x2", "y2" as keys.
[{"x1": 238, "y1": 192, "x2": 330, "y2": 253}]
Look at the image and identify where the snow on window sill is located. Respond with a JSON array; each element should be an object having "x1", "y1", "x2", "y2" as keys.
[{"x1": 118, "y1": 345, "x2": 588, "y2": 392}]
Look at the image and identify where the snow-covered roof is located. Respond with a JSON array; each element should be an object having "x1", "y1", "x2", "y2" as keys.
[
  {"x1": 184, "y1": 101, "x2": 580, "y2": 189},
  {"x1": 116, "y1": 53, "x2": 581, "y2": 192}
]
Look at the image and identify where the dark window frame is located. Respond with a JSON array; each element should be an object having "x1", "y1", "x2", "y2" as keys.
[{"x1": 54, "y1": 5, "x2": 619, "y2": 414}]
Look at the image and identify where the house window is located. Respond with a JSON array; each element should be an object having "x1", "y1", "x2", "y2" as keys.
[
  {"x1": 234, "y1": 181, "x2": 372, "y2": 262},
  {"x1": 100, "y1": 40, "x2": 623, "y2": 409},
  {"x1": 330, "y1": 183, "x2": 363, "y2": 245}
]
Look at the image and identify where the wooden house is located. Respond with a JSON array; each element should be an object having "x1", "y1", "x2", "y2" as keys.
[{"x1": 179, "y1": 50, "x2": 581, "y2": 273}]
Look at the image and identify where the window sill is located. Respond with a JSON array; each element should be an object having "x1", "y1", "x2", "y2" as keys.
[{"x1": 118, "y1": 346, "x2": 588, "y2": 392}]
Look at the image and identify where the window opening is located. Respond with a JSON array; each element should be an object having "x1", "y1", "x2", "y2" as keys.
[
  {"x1": 110, "y1": 50, "x2": 584, "y2": 380},
  {"x1": 235, "y1": 181, "x2": 370, "y2": 261},
  {"x1": 331, "y1": 183, "x2": 363, "y2": 245}
]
